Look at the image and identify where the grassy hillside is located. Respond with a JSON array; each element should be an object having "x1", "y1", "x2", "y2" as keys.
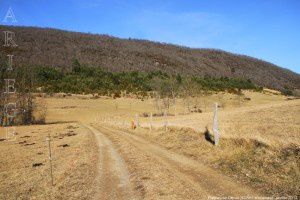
[{"x1": 0, "y1": 25, "x2": 299, "y2": 91}]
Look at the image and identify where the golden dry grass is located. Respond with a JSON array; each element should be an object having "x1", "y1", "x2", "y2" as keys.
[
  {"x1": 43, "y1": 90, "x2": 299, "y2": 196},
  {"x1": 117, "y1": 124, "x2": 299, "y2": 197},
  {"x1": 63, "y1": 89, "x2": 298, "y2": 197},
  {"x1": 0, "y1": 123, "x2": 98, "y2": 200},
  {"x1": 1, "y1": 89, "x2": 299, "y2": 198}
]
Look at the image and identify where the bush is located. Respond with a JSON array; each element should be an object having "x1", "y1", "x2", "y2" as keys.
[{"x1": 281, "y1": 89, "x2": 293, "y2": 96}]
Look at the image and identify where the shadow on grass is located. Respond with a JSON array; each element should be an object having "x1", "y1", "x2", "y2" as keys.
[
  {"x1": 35, "y1": 121, "x2": 77, "y2": 125},
  {"x1": 204, "y1": 127, "x2": 215, "y2": 145}
]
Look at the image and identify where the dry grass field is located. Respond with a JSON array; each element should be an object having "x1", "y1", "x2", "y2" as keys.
[
  {"x1": 0, "y1": 123, "x2": 98, "y2": 199},
  {"x1": 1, "y1": 89, "x2": 299, "y2": 199}
]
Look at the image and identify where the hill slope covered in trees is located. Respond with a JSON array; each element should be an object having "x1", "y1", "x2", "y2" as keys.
[{"x1": 0, "y1": 25, "x2": 299, "y2": 91}]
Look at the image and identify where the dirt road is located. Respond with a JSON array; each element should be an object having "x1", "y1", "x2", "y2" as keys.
[
  {"x1": 83, "y1": 125, "x2": 140, "y2": 200},
  {"x1": 84, "y1": 123, "x2": 258, "y2": 200}
]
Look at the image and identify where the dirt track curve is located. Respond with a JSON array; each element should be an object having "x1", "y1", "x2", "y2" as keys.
[{"x1": 84, "y1": 124, "x2": 258, "y2": 200}]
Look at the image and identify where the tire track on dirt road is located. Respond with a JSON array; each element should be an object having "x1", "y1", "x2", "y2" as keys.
[
  {"x1": 83, "y1": 125, "x2": 140, "y2": 200},
  {"x1": 96, "y1": 125, "x2": 258, "y2": 199}
]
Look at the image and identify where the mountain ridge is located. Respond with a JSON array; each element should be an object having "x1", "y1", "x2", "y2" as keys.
[{"x1": 0, "y1": 25, "x2": 299, "y2": 91}]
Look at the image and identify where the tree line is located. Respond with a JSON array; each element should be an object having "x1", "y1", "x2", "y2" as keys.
[{"x1": 31, "y1": 59, "x2": 260, "y2": 96}]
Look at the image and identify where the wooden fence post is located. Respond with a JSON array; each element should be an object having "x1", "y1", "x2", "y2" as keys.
[
  {"x1": 135, "y1": 114, "x2": 139, "y2": 128},
  {"x1": 163, "y1": 110, "x2": 168, "y2": 131},
  {"x1": 149, "y1": 113, "x2": 153, "y2": 131},
  {"x1": 46, "y1": 134, "x2": 54, "y2": 186},
  {"x1": 213, "y1": 103, "x2": 220, "y2": 146}
]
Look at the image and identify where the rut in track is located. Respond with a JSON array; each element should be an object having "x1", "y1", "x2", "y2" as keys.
[{"x1": 83, "y1": 125, "x2": 139, "y2": 200}]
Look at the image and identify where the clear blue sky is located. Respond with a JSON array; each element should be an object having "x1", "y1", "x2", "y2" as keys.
[{"x1": 1, "y1": 0, "x2": 299, "y2": 73}]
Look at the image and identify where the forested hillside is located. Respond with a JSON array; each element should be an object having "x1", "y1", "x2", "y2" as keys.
[{"x1": 0, "y1": 25, "x2": 299, "y2": 91}]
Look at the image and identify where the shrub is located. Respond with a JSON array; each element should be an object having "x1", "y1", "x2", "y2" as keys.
[{"x1": 281, "y1": 89, "x2": 293, "y2": 96}]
